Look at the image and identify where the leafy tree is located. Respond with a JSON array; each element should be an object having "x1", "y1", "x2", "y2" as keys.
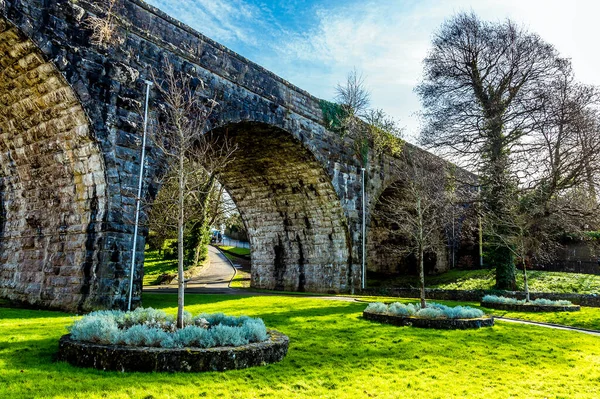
[
  {"x1": 224, "y1": 211, "x2": 248, "y2": 241},
  {"x1": 417, "y1": 12, "x2": 564, "y2": 289},
  {"x1": 487, "y1": 63, "x2": 600, "y2": 300}
]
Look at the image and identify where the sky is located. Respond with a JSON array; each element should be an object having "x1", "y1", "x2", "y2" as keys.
[{"x1": 146, "y1": 0, "x2": 600, "y2": 143}]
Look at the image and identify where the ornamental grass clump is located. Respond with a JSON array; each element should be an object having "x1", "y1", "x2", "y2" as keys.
[
  {"x1": 67, "y1": 308, "x2": 268, "y2": 349},
  {"x1": 482, "y1": 295, "x2": 573, "y2": 306},
  {"x1": 365, "y1": 302, "x2": 484, "y2": 319},
  {"x1": 388, "y1": 302, "x2": 418, "y2": 316},
  {"x1": 365, "y1": 302, "x2": 388, "y2": 314}
]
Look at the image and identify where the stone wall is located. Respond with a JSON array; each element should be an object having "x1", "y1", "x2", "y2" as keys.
[{"x1": 0, "y1": 16, "x2": 106, "y2": 309}]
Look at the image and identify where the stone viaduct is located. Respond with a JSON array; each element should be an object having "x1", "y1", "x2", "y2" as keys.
[{"x1": 0, "y1": 0, "x2": 476, "y2": 311}]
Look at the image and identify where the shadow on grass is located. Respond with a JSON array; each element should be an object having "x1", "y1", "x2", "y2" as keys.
[
  {"x1": 143, "y1": 251, "x2": 177, "y2": 285},
  {"x1": 0, "y1": 305, "x2": 75, "y2": 320}
]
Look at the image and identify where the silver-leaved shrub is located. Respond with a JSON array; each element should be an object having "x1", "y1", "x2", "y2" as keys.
[
  {"x1": 388, "y1": 302, "x2": 418, "y2": 316},
  {"x1": 365, "y1": 302, "x2": 484, "y2": 319},
  {"x1": 68, "y1": 308, "x2": 268, "y2": 348},
  {"x1": 482, "y1": 295, "x2": 572, "y2": 306},
  {"x1": 365, "y1": 302, "x2": 388, "y2": 314}
]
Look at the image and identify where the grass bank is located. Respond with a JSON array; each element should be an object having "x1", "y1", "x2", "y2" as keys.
[
  {"x1": 229, "y1": 267, "x2": 251, "y2": 288},
  {"x1": 1, "y1": 293, "x2": 600, "y2": 398},
  {"x1": 142, "y1": 250, "x2": 177, "y2": 286},
  {"x1": 369, "y1": 268, "x2": 600, "y2": 294},
  {"x1": 143, "y1": 250, "x2": 209, "y2": 286},
  {"x1": 216, "y1": 245, "x2": 251, "y2": 257}
]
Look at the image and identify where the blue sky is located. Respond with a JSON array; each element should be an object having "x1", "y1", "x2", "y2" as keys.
[{"x1": 146, "y1": 0, "x2": 600, "y2": 142}]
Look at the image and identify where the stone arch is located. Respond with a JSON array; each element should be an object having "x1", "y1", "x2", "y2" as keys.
[
  {"x1": 206, "y1": 121, "x2": 352, "y2": 292},
  {"x1": 367, "y1": 179, "x2": 448, "y2": 277},
  {"x1": 0, "y1": 16, "x2": 107, "y2": 309}
]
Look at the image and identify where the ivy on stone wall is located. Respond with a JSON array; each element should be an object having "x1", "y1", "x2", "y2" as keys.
[
  {"x1": 319, "y1": 99, "x2": 348, "y2": 133},
  {"x1": 368, "y1": 124, "x2": 404, "y2": 158},
  {"x1": 320, "y1": 99, "x2": 404, "y2": 165}
]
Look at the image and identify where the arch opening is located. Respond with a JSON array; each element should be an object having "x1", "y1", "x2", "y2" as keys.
[
  {"x1": 204, "y1": 121, "x2": 351, "y2": 293},
  {"x1": 0, "y1": 16, "x2": 106, "y2": 310},
  {"x1": 367, "y1": 183, "x2": 448, "y2": 280}
]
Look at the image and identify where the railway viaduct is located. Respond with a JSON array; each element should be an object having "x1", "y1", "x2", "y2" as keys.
[{"x1": 0, "y1": 0, "x2": 475, "y2": 311}]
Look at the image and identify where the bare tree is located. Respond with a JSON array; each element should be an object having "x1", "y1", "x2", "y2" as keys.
[
  {"x1": 150, "y1": 60, "x2": 235, "y2": 328},
  {"x1": 147, "y1": 160, "x2": 233, "y2": 263},
  {"x1": 525, "y1": 61, "x2": 600, "y2": 209},
  {"x1": 335, "y1": 68, "x2": 371, "y2": 118},
  {"x1": 334, "y1": 70, "x2": 403, "y2": 166},
  {"x1": 377, "y1": 149, "x2": 452, "y2": 308},
  {"x1": 86, "y1": 0, "x2": 123, "y2": 47},
  {"x1": 416, "y1": 12, "x2": 563, "y2": 290}
]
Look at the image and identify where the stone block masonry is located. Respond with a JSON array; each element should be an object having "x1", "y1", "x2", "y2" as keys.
[{"x1": 0, "y1": 18, "x2": 106, "y2": 310}]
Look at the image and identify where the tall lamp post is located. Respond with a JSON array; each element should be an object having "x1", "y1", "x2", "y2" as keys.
[
  {"x1": 361, "y1": 167, "x2": 366, "y2": 290},
  {"x1": 127, "y1": 80, "x2": 153, "y2": 311}
]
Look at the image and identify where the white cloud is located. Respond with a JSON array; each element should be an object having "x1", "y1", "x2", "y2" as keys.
[
  {"x1": 271, "y1": 0, "x2": 600, "y2": 141},
  {"x1": 147, "y1": 0, "x2": 266, "y2": 47}
]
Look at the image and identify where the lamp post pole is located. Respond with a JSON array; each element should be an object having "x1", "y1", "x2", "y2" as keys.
[
  {"x1": 361, "y1": 167, "x2": 366, "y2": 290},
  {"x1": 128, "y1": 80, "x2": 153, "y2": 311}
]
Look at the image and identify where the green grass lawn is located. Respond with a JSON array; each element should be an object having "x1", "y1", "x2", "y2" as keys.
[
  {"x1": 229, "y1": 267, "x2": 251, "y2": 288},
  {"x1": 217, "y1": 245, "x2": 251, "y2": 257},
  {"x1": 1, "y1": 294, "x2": 600, "y2": 398},
  {"x1": 483, "y1": 305, "x2": 600, "y2": 331},
  {"x1": 369, "y1": 268, "x2": 600, "y2": 294},
  {"x1": 142, "y1": 250, "x2": 177, "y2": 286}
]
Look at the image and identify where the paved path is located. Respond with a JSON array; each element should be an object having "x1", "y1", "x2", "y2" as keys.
[
  {"x1": 191, "y1": 246, "x2": 236, "y2": 289},
  {"x1": 494, "y1": 317, "x2": 600, "y2": 336},
  {"x1": 143, "y1": 246, "x2": 356, "y2": 300},
  {"x1": 144, "y1": 246, "x2": 237, "y2": 294}
]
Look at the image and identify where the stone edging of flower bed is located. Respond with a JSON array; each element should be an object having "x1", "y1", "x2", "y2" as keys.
[
  {"x1": 362, "y1": 311, "x2": 494, "y2": 329},
  {"x1": 57, "y1": 330, "x2": 289, "y2": 372},
  {"x1": 480, "y1": 302, "x2": 581, "y2": 312}
]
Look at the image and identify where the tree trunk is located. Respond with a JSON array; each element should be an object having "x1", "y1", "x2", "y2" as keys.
[
  {"x1": 177, "y1": 152, "x2": 185, "y2": 329},
  {"x1": 419, "y1": 247, "x2": 426, "y2": 309},
  {"x1": 416, "y1": 196, "x2": 426, "y2": 309},
  {"x1": 483, "y1": 132, "x2": 517, "y2": 290},
  {"x1": 523, "y1": 263, "x2": 530, "y2": 302},
  {"x1": 493, "y1": 247, "x2": 516, "y2": 290}
]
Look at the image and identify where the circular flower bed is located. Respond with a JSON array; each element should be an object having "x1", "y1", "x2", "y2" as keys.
[
  {"x1": 481, "y1": 295, "x2": 581, "y2": 312},
  {"x1": 363, "y1": 302, "x2": 494, "y2": 329},
  {"x1": 57, "y1": 308, "x2": 289, "y2": 372}
]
